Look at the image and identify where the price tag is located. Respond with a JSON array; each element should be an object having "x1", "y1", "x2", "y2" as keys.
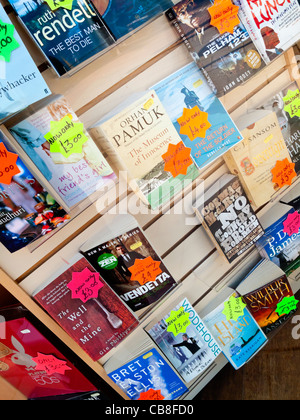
[
  {"x1": 128, "y1": 256, "x2": 162, "y2": 285},
  {"x1": 0, "y1": 20, "x2": 19, "y2": 62},
  {"x1": 222, "y1": 295, "x2": 247, "y2": 322},
  {"x1": 0, "y1": 142, "x2": 20, "y2": 185},
  {"x1": 32, "y1": 353, "x2": 72, "y2": 376},
  {"x1": 162, "y1": 141, "x2": 193, "y2": 178},
  {"x1": 177, "y1": 106, "x2": 211, "y2": 141},
  {"x1": 283, "y1": 89, "x2": 300, "y2": 119},
  {"x1": 44, "y1": 115, "x2": 88, "y2": 159},
  {"x1": 166, "y1": 307, "x2": 191, "y2": 337},
  {"x1": 44, "y1": 0, "x2": 73, "y2": 10},
  {"x1": 275, "y1": 296, "x2": 299, "y2": 317},
  {"x1": 271, "y1": 158, "x2": 297, "y2": 188},
  {"x1": 138, "y1": 389, "x2": 165, "y2": 400},
  {"x1": 67, "y1": 268, "x2": 104, "y2": 303},
  {"x1": 283, "y1": 211, "x2": 300, "y2": 237},
  {"x1": 208, "y1": 0, "x2": 240, "y2": 34}
]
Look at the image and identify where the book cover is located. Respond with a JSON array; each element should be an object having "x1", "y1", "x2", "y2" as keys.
[
  {"x1": 0, "y1": 3, "x2": 51, "y2": 120},
  {"x1": 9, "y1": 96, "x2": 116, "y2": 209},
  {"x1": 92, "y1": 0, "x2": 174, "y2": 40},
  {"x1": 145, "y1": 297, "x2": 221, "y2": 382},
  {"x1": 235, "y1": 0, "x2": 300, "y2": 64},
  {"x1": 202, "y1": 290, "x2": 267, "y2": 369},
  {"x1": 81, "y1": 225, "x2": 177, "y2": 313},
  {"x1": 151, "y1": 61, "x2": 243, "y2": 170},
  {"x1": 0, "y1": 130, "x2": 69, "y2": 253},
  {"x1": 90, "y1": 90, "x2": 199, "y2": 210},
  {"x1": 33, "y1": 256, "x2": 139, "y2": 361},
  {"x1": 9, "y1": 0, "x2": 116, "y2": 77},
  {"x1": 223, "y1": 110, "x2": 293, "y2": 208},
  {"x1": 108, "y1": 348, "x2": 188, "y2": 400},
  {"x1": 0, "y1": 317, "x2": 97, "y2": 399},
  {"x1": 166, "y1": 0, "x2": 266, "y2": 97},
  {"x1": 194, "y1": 175, "x2": 264, "y2": 263}
]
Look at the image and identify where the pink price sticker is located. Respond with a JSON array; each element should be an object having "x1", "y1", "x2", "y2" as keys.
[
  {"x1": 283, "y1": 211, "x2": 300, "y2": 237},
  {"x1": 67, "y1": 268, "x2": 104, "y2": 303},
  {"x1": 32, "y1": 353, "x2": 72, "y2": 376}
]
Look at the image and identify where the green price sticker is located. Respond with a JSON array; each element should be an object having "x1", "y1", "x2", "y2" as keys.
[
  {"x1": 0, "y1": 20, "x2": 19, "y2": 62},
  {"x1": 97, "y1": 253, "x2": 118, "y2": 270},
  {"x1": 166, "y1": 307, "x2": 191, "y2": 337},
  {"x1": 44, "y1": 0, "x2": 74, "y2": 10},
  {"x1": 44, "y1": 115, "x2": 88, "y2": 159},
  {"x1": 283, "y1": 89, "x2": 300, "y2": 119},
  {"x1": 222, "y1": 295, "x2": 247, "y2": 322},
  {"x1": 275, "y1": 296, "x2": 299, "y2": 317}
]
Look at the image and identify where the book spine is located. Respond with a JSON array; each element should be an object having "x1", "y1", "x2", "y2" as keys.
[{"x1": 165, "y1": 7, "x2": 194, "y2": 56}]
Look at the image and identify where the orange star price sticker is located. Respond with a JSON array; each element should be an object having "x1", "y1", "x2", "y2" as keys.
[
  {"x1": 177, "y1": 106, "x2": 212, "y2": 141},
  {"x1": 138, "y1": 389, "x2": 165, "y2": 400},
  {"x1": 128, "y1": 256, "x2": 162, "y2": 286},
  {"x1": 271, "y1": 158, "x2": 297, "y2": 188},
  {"x1": 208, "y1": 0, "x2": 240, "y2": 34},
  {"x1": 0, "y1": 142, "x2": 20, "y2": 185},
  {"x1": 162, "y1": 141, "x2": 193, "y2": 178}
]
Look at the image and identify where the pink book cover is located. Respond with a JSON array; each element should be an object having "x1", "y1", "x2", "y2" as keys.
[
  {"x1": 0, "y1": 317, "x2": 96, "y2": 399},
  {"x1": 34, "y1": 257, "x2": 139, "y2": 361}
]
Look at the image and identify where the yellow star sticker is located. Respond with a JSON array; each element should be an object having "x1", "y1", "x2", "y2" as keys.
[
  {"x1": 166, "y1": 307, "x2": 191, "y2": 337},
  {"x1": 177, "y1": 106, "x2": 212, "y2": 141},
  {"x1": 222, "y1": 296, "x2": 247, "y2": 322}
]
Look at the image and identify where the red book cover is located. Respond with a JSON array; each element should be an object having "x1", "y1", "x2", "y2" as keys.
[
  {"x1": 33, "y1": 257, "x2": 139, "y2": 361},
  {"x1": 0, "y1": 317, "x2": 96, "y2": 399}
]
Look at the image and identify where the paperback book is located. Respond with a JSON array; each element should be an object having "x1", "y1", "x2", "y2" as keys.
[
  {"x1": 201, "y1": 288, "x2": 267, "y2": 369},
  {"x1": 89, "y1": 90, "x2": 199, "y2": 210},
  {"x1": 80, "y1": 214, "x2": 177, "y2": 314},
  {"x1": 92, "y1": 0, "x2": 174, "y2": 41},
  {"x1": 235, "y1": 0, "x2": 300, "y2": 64},
  {"x1": 33, "y1": 255, "x2": 139, "y2": 361},
  {"x1": 9, "y1": 0, "x2": 116, "y2": 77},
  {"x1": 0, "y1": 129, "x2": 69, "y2": 253},
  {"x1": 107, "y1": 348, "x2": 188, "y2": 400},
  {"x1": 236, "y1": 259, "x2": 297, "y2": 334},
  {"x1": 223, "y1": 109, "x2": 293, "y2": 208},
  {"x1": 193, "y1": 174, "x2": 264, "y2": 263},
  {"x1": 145, "y1": 297, "x2": 221, "y2": 382},
  {"x1": 256, "y1": 202, "x2": 300, "y2": 282},
  {"x1": 166, "y1": 0, "x2": 266, "y2": 96},
  {"x1": 8, "y1": 96, "x2": 116, "y2": 209},
  {"x1": 151, "y1": 61, "x2": 243, "y2": 170},
  {"x1": 0, "y1": 3, "x2": 50, "y2": 120}
]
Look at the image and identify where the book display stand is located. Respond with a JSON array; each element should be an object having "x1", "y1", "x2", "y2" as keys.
[{"x1": 0, "y1": 0, "x2": 300, "y2": 400}]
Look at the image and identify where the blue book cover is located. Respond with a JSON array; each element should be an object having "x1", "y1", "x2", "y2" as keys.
[
  {"x1": 92, "y1": 0, "x2": 174, "y2": 40},
  {"x1": 9, "y1": 0, "x2": 115, "y2": 76},
  {"x1": 0, "y1": 3, "x2": 50, "y2": 120},
  {"x1": 203, "y1": 290, "x2": 267, "y2": 370},
  {"x1": 151, "y1": 61, "x2": 243, "y2": 170},
  {"x1": 108, "y1": 348, "x2": 188, "y2": 400}
]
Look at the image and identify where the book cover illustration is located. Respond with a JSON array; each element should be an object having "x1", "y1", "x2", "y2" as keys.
[
  {"x1": 33, "y1": 257, "x2": 139, "y2": 361},
  {"x1": 0, "y1": 3, "x2": 50, "y2": 120},
  {"x1": 108, "y1": 348, "x2": 188, "y2": 400},
  {"x1": 146, "y1": 297, "x2": 221, "y2": 382},
  {"x1": 236, "y1": 0, "x2": 300, "y2": 64},
  {"x1": 0, "y1": 130, "x2": 69, "y2": 253},
  {"x1": 9, "y1": 96, "x2": 116, "y2": 209},
  {"x1": 81, "y1": 226, "x2": 177, "y2": 313},
  {"x1": 0, "y1": 317, "x2": 97, "y2": 399},
  {"x1": 203, "y1": 291, "x2": 267, "y2": 370},
  {"x1": 91, "y1": 90, "x2": 199, "y2": 210},
  {"x1": 92, "y1": 0, "x2": 174, "y2": 41},
  {"x1": 151, "y1": 61, "x2": 243, "y2": 170},
  {"x1": 195, "y1": 175, "x2": 264, "y2": 263},
  {"x1": 9, "y1": 0, "x2": 116, "y2": 77},
  {"x1": 166, "y1": 0, "x2": 265, "y2": 96}
]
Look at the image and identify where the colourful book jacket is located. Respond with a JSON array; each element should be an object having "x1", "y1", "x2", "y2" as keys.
[
  {"x1": 92, "y1": 0, "x2": 174, "y2": 40},
  {"x1": 108, "y1": 348, "x2": 188, "y2": 400},
  {"x1": 0, "y1": 3, "x2": 50, "y2": 120},
  {"x1": 8, "y1": 96, "x2": 116, "y2": 209},
  {"x1": 202, "y1": 289, "x2": 267, "y2": 370},
  {"x1": 145, "y1": 297, "x2": 221, "y2": 382},
  {"x1": 9, "y1": 0, "x2": 116, "y2": 77},
  {"x1": 0, "y1": 129, "x2": 69, "y2": 253},
  {"x1": 33, "y1": 256, "x2": 139, "y2": 361},
  {"x1": 151, "y1": 61, "x2": 243, "y2": 170},
  {"x1": 235, "y1": 0, "x2": 300, "y2": 64},
  {"x1": 166, "y1": 0, "x2": 266, "y2": 97}
]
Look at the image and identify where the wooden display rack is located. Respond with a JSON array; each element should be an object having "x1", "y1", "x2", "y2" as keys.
[{"x1": 0, "y1": 0, "x2": 300, "y2": 399}]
